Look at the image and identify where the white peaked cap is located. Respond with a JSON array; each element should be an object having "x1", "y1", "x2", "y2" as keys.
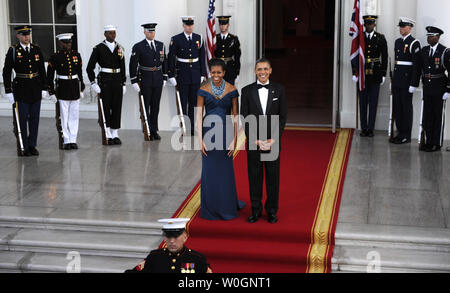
[
  {"x1": 104, "y1": 25, "x2": 117, "y2": 32},
  {"x1": 399, "y1": 17, "x2": 416, "y2": 26},
  {"x1": 158, "y1": 218, "x2": 190, "y2": 230},
  {"x1": 56, "y1": 33, "x2": 74, "y2": 41}
]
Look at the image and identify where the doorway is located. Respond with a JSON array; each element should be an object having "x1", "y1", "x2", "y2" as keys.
[{"x1": 260, "y1": 0, "x2": 336, "y2": 126}]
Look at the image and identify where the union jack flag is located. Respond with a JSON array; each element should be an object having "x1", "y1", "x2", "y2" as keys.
[
  {"x1": 206, "y1": 0, "x2": 217, "y2": 76},
  {"x1": 349, "y1": 0, "x2": 365, "y2": 91}
]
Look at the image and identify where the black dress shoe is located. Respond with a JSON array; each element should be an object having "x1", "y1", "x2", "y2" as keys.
[
  {"x1": 19, "y1": 149, "x2": 31, "y2": 157},
  {"x1": 71, "y1": 143, "x2": 78, "y2": 150},
  {"x1": 367, "y1": 130, "x2": 374, "y2": 137},
  {"x1": 153, "y1": 132, "x2": 161, "y2": 140},
  {"x1": 107, "y1": 138, "x2": 114, "y2": 145},
  {"x1": 113, "y1": 137, "x2": 122, "y2": 145},
  {"x1": 267, "y1": 214, "x2": 278, "y2": 224},
  {"x1": 360, "y1": 130, "x2": 368, "y2": 137},
  {"x1": 63, "y1": 144, "x2": 72, "y2": 150},
  {"x1": 248, "y1": 212, "x2": 262, "y2": 223},
  {"x1": 426, "y1": 145, "x2": 441, "y2": 152},
  {"x1": 28, "y1": 147, "x2": 39, "y2": 156},
  {"x1": 393, "y1": 137, "x2": 411, "y2": 145},
  {"x1": 419, "y1": 144, "x2": 430, "y2": 152},
  {"x1": 389, "y1": 136, "x2": 399, "y2": 144}
]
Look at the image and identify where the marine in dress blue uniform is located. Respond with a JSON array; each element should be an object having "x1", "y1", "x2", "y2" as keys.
[
  {"x1": 415, "y1": 26, "x2": 449, "y2": 152},
  {"x1": 2, "y1": 25, "x2": 48, "y2": 157},
  {"x1": 168, "y1": 17, "x2": 207, "y2": 135},
  {"x1": 130, "y1": 23, "x2": 168, "y2": 140},
  {"x1": 124, "y1": 218, "x2": 212, "y2": 273},
  {"x1": 214, "y1": 16, "x2": 241, "y2": 85},
  {"x1": 391, "y1": 17, "x2": 421, "y2": 144},
  {"x1": 353, "y1": 16, "x2": 388, "y2": 137}
]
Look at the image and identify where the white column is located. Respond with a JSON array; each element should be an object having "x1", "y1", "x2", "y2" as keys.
[{"x1": 0, "y1": 0, "x2": 10, "y2": 86}]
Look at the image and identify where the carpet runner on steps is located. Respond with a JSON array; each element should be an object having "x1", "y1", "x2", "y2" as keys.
[{"x1": 161, "y1": 127, "x2": 353, "y2": 273}]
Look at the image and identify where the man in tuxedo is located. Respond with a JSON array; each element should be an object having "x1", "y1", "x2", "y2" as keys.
[{"x1": 240, "y1": 58, "x2": 287, "y2": 224}]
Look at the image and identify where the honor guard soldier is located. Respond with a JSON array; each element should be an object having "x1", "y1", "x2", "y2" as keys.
[
  {"x1": 130, "y1": 23, "x2": 168, "y2": 141},
  {"x1": 390, "y1": 17, "x2": 421, "y2": 144},
  {"x1": 415, "y1": 26, "x2": 448, "y2": 152},
  {"x1": 47, "y1": 33, "x2": 85, "y2": 150},
  {"x1": 214, "y1": 16, "x2": 241, "y2": 85},
  {"x1": 125, "y1": 218, "x2": 212, "y2": 273},
  {"x1": 352, "y1": 15, "x2": 388, "y2": 137},
  {"x1": 168, "y1": 16, "x2": 207, "y2": 135},
  {"x1": 86, "y1": 25, "x2": 127, "y2": 145},
  {"x1": 2, "y1": 25, "x2": 49, "y2": 157}
]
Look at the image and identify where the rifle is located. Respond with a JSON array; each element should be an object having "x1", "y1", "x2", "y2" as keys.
[
  {"x1": 12, "y1": 102, "x2": 25, "y2": 156},
  {"x1": 440, "y1": 100, "x2": 447, "y2": 147},
  {"x1": 55, "y1": 99, "x2": 64, "y2": 150},
  {"x1": 418, "y1": 93, "x2": 426, "y2": 147},
  {"x1": 388, "y1": 57, "x2": 395, "y2": 139},
  {"x1": 97, "y1": 93, "x2": 109, "y2": 145},
  {"x1": 175, "y1": 86, "x2": 187, "y2": 136},
  {"x1": 138, "y1": 84, "x2": 151, "y2": 141}
]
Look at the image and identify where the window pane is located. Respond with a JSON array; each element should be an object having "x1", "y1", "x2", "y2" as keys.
[
  {"x1": 55, "y1": 0, "x2": 77, "y2": 24},
  {"x1": 31, "y1": 26, "x2": 54, "y2": 61},
  {"x1": 55, "y1": 26, "x2": 78, "y2": 51},
  {"x1": 9, "y1": 26, "x2": 18, "y2": 46},
  {"x1": 30, "y1": 0, "x2": 53, "y2": 23},
  {"x1": 8, "y1": 0, "x2": 29, "y2": 23}
]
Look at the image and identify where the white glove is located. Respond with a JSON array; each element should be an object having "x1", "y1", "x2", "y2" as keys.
[
  {"x1": 408, "y1": 86, "x2": 416, "y2": 94},
  {"x1": 42, "y1": 90, "x2": 49, "y2": 99},
  {"x1": 123, "y1": 86, "x2": 127, "y2": 95},
  {"x1": 92, "y1": 83, "x2": 101, "y2": 94},
  {"x1": 80, "y1": 92, "x2": 84, "y2": 99},
  {"x1": 5, "y1": 93, "x2": 14, "y2": 104},
  {"x1": 133, "y1": 83, "x2": 140, "y2": 93},
  {"x1": 169, "y1": 77, "x2": 177, "y2": 87},
  {"x1": 381, "y1": 77, "x2": 386, "y2": 86},
  {"x1": 163, "y1": 80, "x2": 167, "y2": 87},
  {"x1": 200, "y1": 76, "x2": 206, "y2": 83},
  {"x1": 235, "y1": 76, "x2": 239, "y2": 84},
  {"x1": 443, "y1": 92, "x2": 450, "y2": 100},
  {"x1": 49, "y1": 95, "x2": 57, "y2": 104},
  {"x1": 352, "y1": 75, "x2": 358, "y2": 83}
]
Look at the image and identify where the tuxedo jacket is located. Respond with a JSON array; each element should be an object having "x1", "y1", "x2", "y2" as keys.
[{"x1": 240, "y1": 82, "x2": 287, "y2": 153}]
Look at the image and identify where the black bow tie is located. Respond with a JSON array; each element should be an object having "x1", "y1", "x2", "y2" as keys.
[{"x1": 257, "y1": 84, "x2": 270, "y2": 90}]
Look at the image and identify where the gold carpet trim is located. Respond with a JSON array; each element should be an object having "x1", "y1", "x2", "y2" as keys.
[{"x1": 306, "y1": 129, "x2": 351, "y2": 273}]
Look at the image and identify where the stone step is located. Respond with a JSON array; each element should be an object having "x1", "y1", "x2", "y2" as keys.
[
  {"x1": 0, "y1": 227, "x2": 161, "y2": 259},
  {"x1": 335, "y1": 223, "x2": 450, "y2": 253},
  {"x1": 0, "y1": 251, "x2": 142, "y2": 273},
  {"x1": 0, "y1": 206, "x2": 166, "y2": 236},
  {"x1": 332, "y1": 245, "x2": 450, "y2": 273}
]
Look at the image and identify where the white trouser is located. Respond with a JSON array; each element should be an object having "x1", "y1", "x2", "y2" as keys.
[{"x1": 59, "y1": 99, "x2": 80, "y2": 144}]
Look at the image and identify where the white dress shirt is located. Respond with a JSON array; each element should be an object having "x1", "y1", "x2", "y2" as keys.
[
  {"x1": 146, "y1": 39, "x2": 156, "y2": 51},
  {"x1": 220, "y1": 33, "x2": 229, "y2": 40},
  {"x1": 366, "y1": 31, "x2": 374, "y2": 40},
  {"x1": 184, "y1": 32, "x2": 193, "y2": 41},
  {"x1": 429, "y1": 43, "x2": 438, "y2": 57},
  {"x1": 20, "y1": 43, "x2": 30, "y2": 52},
  {"x1": 105, "y1": 40, "x2": 116, "y2": 53},
  {"x1": 257, "y1": 80, "x2": 270, "y2": 116}
]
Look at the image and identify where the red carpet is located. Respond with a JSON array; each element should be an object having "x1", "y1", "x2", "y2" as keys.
[{"x1": 164, "y1": 128, "x2": 353, "y2": 273}]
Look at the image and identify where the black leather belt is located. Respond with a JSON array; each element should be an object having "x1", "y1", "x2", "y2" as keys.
[
  {"x1": 16, "y1": 72, "x2": 39, "y2": 79},
  {"x1": 138, "y1": 65, "x2": 162, "y2": 72}
]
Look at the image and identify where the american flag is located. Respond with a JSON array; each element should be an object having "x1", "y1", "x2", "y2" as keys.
[
  {"x1": 206, "y1": 0, "x2": 217, "y2": 76},
  {"x1": 349, "y1": 0, "x2": 365, "y2": 91}
]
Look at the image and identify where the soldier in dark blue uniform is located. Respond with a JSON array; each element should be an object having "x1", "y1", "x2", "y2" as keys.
[
  {"x1": 125, "y1": 218, "x2": 212, "y2": 273},
  {"x1": 390, "y1": 17, "x2": 421, "y2": 144},
  {"x1": 214, "y1": 16, "x2": 241, "y2": 85},
  {"x1": 2, "y1": 25, "x2": 49, "y2": 157},
  {"x1": 130, "y1": 23, "x2": 168, "y2": 141},
  {"x1": 86, "y1": 25, "x2": 127, "y2": 145},
  {"x1": 47, "y1": 33, "x2": 85, "y2": 150},
  {"x1": 168, "y1": 16, "x2": 207, "y2": 135},
  {"x1": 352, "y1": 15, "x2": 388, "y2": 137},
  {"x1": 415, "y1": 26, "x2": 448, "y2": 152}
]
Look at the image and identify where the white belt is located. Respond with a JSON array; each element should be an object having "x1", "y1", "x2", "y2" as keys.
[
  {"x1": 101, "y1": 68, "x2": 121, "y2": 73},
  {"x1": 177, "y1": 58, "x2": 199, "y2": 63},
  {"x1": 395, "y1": 61, "x2": 413, "y2": 66},
  {"x1": 57, "y1": 74, "x2": 79, "y2": 80}
]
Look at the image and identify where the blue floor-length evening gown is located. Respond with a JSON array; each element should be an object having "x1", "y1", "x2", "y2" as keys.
[{"x1": 198, "y1": 88, "x2": 245, "y2": 220}]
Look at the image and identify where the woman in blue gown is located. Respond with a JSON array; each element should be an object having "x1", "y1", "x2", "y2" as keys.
[{"x1": 196, "y1": 58, "x2": 245, "y2": 220}]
